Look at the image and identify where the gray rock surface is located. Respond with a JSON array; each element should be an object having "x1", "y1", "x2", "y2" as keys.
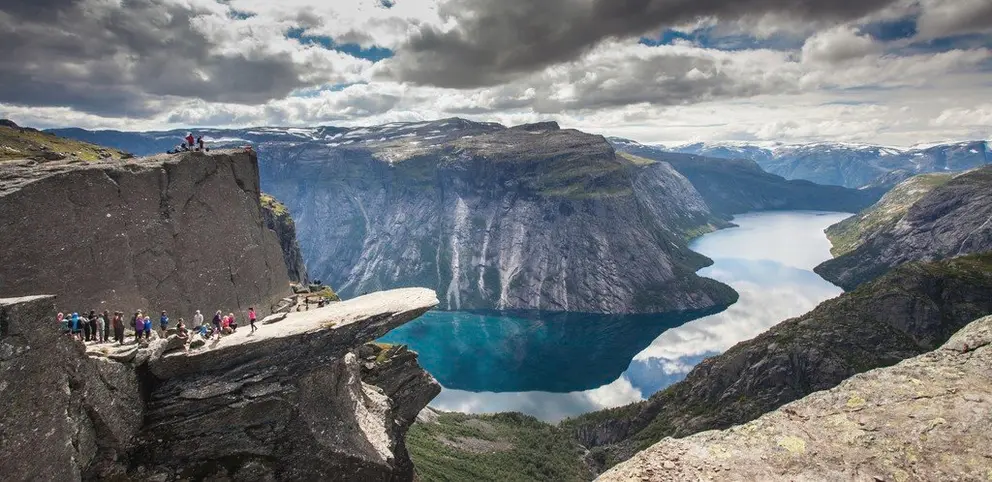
[
  {"x1": 598, "y1": 314, "x2": 992, "y2": 481},
  {"x1": 0, "y1": 296, "x2": 143, "y2": 481},
  {"x1": 816, "y1": 166, "x2": 992, "y2": 289},
  {"x1": 257, "y1": 119, "x2": 736, "y2": 313},
  {"x1": 567, "y1": 253, "x2": 992, "y2": 471},
  {"x1": 2, "y1": 289, "x2": 441, "y2": 481},
  {"x1": 0, "y1": 149, "x2": 291, "y2": 317}
]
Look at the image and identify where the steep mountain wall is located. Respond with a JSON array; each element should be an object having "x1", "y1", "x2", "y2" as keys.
[
  {"x1": 566, "y1": 253, "x2": 992, "y2": 471},
  {"x1": 0, "y1": 150, "x2": 290, "y2": 316},
  {"x1": 261, "y1": 193, "x2": 309, "y2": 284},
  {"x1": 815, "y1": 166, "x2": 992, "y2": 289},
  {"x1": 0, "y1": 289, "x2": 441, "y2": 481},
  {"x1": 258, "y1": 122, "x2": 736, "y2": 314},
  {"x1": 599, "y1": 313, "x2": 992, "y2": 481}
]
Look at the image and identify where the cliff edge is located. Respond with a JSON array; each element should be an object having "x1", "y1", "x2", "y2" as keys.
[
  {"x1": 0, "y1": 289, "x2": 441, "y2": 481},
  {"x1": 0, "y1": 149, "x2": 291, "y2": 316},
  {"x1": 598, "y1": 314, "x2": 992, "y2": 481}
]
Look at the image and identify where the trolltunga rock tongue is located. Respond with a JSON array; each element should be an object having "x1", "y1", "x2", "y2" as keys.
[{"x1": 148, "y1": 287, "x2": 439, "y2": 379}]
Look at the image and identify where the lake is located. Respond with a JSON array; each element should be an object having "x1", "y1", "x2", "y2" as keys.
[{"x1": 378, "y1": 211, "x2": 851, "y2": 422}]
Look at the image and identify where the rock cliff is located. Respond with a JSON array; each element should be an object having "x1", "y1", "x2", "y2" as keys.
[
  {"x1": 566, "y1": 253, "x2": 992, "y2": 470},
  {"x1": 0, "y1": 289, "x2": 441, "y2": 481},
  {"x1": 598, "y1": 313, "x2": 992, "y2": 481},
  {"x1": 260, "y1": 193, "x2": 309, "y2": 284},
  {"x1": 610, "y1": 139, "x2": 882, "y2": 218},
  {"x1": 0, "y1": 149, "x2": 291, "y2": 317},
  {"x1": 257, "y1": 119, "x2": 736, "y2": 313},
  {"x1": 815, "y1": 166, "x2": 992, "y2": 289}
]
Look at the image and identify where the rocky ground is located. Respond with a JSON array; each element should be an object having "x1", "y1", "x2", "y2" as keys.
[{"x1": 598, "y1": 314, "x2": 992, "y2": 481}]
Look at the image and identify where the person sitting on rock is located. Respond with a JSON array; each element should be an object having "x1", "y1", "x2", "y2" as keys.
[
  {"x1": 57, "y1": 312, "x2": 69, "y2": 336},
  {"x1": 228, "y1": 312, "x2": 238, "y2": 332},
  {"x1": 221, "y1": 315, "x2": 232, "y2": 335},
  {"x1": 143, "y1": 316, "x2": 152, "y2": 340},
  {"x1": 176, "y1": 318, "x2": 189, "y2": 349}
]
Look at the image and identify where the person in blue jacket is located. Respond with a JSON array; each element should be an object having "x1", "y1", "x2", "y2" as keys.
[
  {"x1": 71, "y1": 312, "x2": 81, "y2": 340},
  {"x1": 159, "y1": 311, "x2": 169, "y2": 335}
]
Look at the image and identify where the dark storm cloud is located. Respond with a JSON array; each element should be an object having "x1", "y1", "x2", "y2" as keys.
[
  {"x1": 0, "y1": 0, "x2": 337, "y2": 116},
  {"x1": 389, "y1": 0, "x2": 908, "y2": 87}
]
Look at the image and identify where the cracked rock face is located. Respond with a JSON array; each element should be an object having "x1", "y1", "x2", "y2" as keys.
[
  {"x1": 0, "y1": 150, "x2": 291, "y2": 317},
  {"x1": 598, "y1": 314, "x2": 992, "y2": 482},
  {"x1": 816, "y1": 166, "x2": 992, "y2": 289}
]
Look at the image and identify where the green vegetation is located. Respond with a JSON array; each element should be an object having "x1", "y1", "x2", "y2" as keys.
[
  {"x1": 0, "y1": 120, "x2": 131, "y2": 162},
  {"x1": 825, "y1": 173, "x2": 953, "y2": 257},
  {"x1": 259, "y1": 193, "x2": 290, "y2": 218},
  {"x1": 408, "y1": 411, "x2": 589, "y2": 482},
  {"x1": 616, "y1": 151, "x2": 656, "y2": 166}
]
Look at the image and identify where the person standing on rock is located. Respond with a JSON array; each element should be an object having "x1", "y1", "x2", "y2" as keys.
[
  {"x1": 185, "y1": 132, "x2": 195, "y2": 149},
  {"x1": 159, "y1": 311, "x2": 169, "y2": 335},
  {"x1": 82, "y1": 311, "x2": 92, "y2": 341},
  {"x1": 193, "y1": 310, "x2": 204, "y2": 329},
  {"x1": 113, "y1": 312, "x2": 125, "y2": 344},
  {"x1": 102, "y1": 310, "x2": 111, "y2": 342},
  {"x1": 133, "y1": 311, "x2": 144, "y2": 342},
  {"x1": 95, "y1": 313, "x2": 105, "y2": 343},
  {"x1": 143, "y1": 316, "x2": 152, "y2": 340},
  {"x1": 249, "y1": 307, "x2": 257, "y2": 333}
]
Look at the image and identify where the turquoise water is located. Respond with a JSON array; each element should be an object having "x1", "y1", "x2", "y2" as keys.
[{"x1": 378, "y1": 211, "x2": 850, "y2": 421}]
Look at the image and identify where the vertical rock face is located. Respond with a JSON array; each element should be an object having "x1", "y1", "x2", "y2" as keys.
[
  {"x1": 260, "y1": 193, "x2": 310, "y2": 284},
  {"x1": 0, "y1": 296, "x2": 143, "y2": 481},
  {"x1": 0, "y1": 150, "x2": 291, "y2": 316},
  {"x1": 258, "y1": 120, "x2": 736, "y2": 314}
]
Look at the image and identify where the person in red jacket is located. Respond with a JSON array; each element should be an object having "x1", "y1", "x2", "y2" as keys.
[{"x1": 185, "y1": 132, "x2": 195, "y2": 148}]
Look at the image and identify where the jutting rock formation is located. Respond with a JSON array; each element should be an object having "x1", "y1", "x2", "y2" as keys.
[
  {"x1": 598, "y1": 313, "x2": 992, "y2": 481},
  {"x1": 0, "y1": 288, "x2": 441, "y2": 481},
  {"x1": 261, "y1": 193, "x2": 310, "y2": 284},
  {"x1": 0, "y1": 149, "x2": 290, "y2": 316}
]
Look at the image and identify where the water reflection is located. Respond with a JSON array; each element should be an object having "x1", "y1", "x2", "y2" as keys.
[{"x1": 380, "y1": 211, "x2": 851, "y2": 422}]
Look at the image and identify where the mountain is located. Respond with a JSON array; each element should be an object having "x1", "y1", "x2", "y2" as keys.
[
  {"x1": 260, "y1": 193, "x2": 310, "y2": 284},
  {"x1": 609, "y1": 139, "x2": 883, "y2": 218},
  {"x1": 1, "y1": 119, "x2": 132, "y2": 162},
  {"x1": 815, "y1": 166, "x2": 992, "y2": 290},
  {"x1": 56, "y1": 119, "x2": 740, "y2": 314},
  {"x1": 599, "y1": 312, "x2": 992, "y2": 481},
  {"x1": 670, "y1": 140, "x2": 990, "y2": 188},
  {"x1": 564, "y1": 253, "x2": 992, "y2": 472}
]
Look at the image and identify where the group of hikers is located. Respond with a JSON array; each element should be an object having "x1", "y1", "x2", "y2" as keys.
[
  {"x1": 168, "y1": 132, "x2": 208, "y2": 154},
  {"x1": 59, "y1": 307, "x2": 260, "y2": 346}
]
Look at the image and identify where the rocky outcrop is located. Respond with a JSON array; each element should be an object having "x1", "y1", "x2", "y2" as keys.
[
  {"x1": 566, "y1": 253, "x2": 992, "y2": 471},
  {"x1": 0, "y1": 149, "x2": 291, "y2": 317},
  {"x1": 816, "y1": 166, "x2": 992, "y2": 289},
  {"x1": 1, "y1": 289, "x2": 440, "y2": 481},
  {"x1": 0, "y1": 295, "x2": 143, "y2": 481},
  {"x1": 260, "y1": 193, "x2": 309, "y2": 284},
  {"x1": 258, "y1": 119, "x2": 736, "y2": 314},
  {"x1": 611, "y1": 140, "x2": 883, "y2": 218},
  {"x1": 598, "y1": 313, "x2": 992, "y2": 481}
]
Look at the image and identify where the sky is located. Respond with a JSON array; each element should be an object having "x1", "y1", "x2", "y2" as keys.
[{"x1": 1, "y1": 0, "x2": 991, "y2": 146}]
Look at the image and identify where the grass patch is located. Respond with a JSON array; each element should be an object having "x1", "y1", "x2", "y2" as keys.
[
  {"x1": 0, "y1": 122, "x2": 131, "y2": 162},
  {"x1": 408, "y1": 411, "x2": 589, "y2": 482}
]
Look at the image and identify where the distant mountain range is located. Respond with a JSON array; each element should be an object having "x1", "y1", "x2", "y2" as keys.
[{"x1": 661, "y1": 140, "x2": 990, "y2": 189}]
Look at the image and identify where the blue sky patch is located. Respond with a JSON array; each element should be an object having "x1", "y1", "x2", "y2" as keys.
[
  {"x1": 286, "y1": 27, "x2": 394, "y2": 62},
  {"x1": 860, "y1": 17, "x2": 918, "y2": 41},
  {"x1": 640, "y1": 27, "x2": 802, "y2": 51}
]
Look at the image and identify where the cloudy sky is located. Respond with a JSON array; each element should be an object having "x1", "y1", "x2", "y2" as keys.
[{"x1": 1, "y1": 0, "x2": 990, "y2": 146}]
